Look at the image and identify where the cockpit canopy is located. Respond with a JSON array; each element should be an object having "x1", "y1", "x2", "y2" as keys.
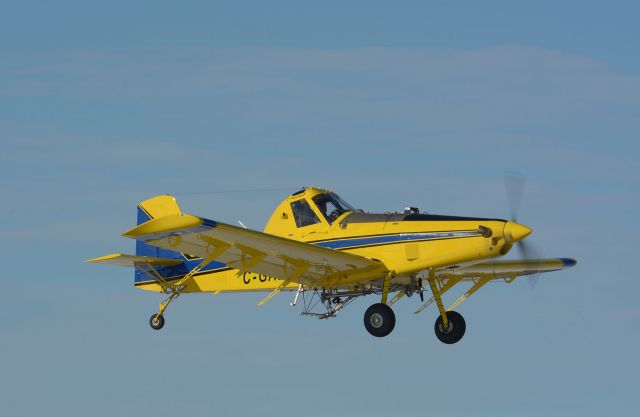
[
  {"x1": 312, "y1": 192, "x2": 355, "y2": 222},
  {"x1": 266, "y1": 187, "x2": 509, "y2": 239},
  {"x1": 290, "y1": 192, "x2": 355, "y2": 227}
]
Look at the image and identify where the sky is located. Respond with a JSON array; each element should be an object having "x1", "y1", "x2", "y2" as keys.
[{"x1": 1, "y1": 1, "x2": 639, "y2": 416}]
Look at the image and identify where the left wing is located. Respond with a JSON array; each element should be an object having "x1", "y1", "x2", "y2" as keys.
[
  {"x1": 441, "y1": 258, "x2": 577, "y2": 281},
  {"x1": 414, "y1": 257, "x2": 577, "y2": 314},
  {"x1": 122, "y1": 213, "x2": 388, "y2": 289}
]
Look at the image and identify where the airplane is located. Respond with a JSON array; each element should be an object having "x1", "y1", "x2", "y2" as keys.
[{"x1": 88, "y1": 186, "x2": 576, "y2": 343}]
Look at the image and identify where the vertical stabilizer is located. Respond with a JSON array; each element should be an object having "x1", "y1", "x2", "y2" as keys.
[{"x1": 135, "y1": 195, "x2": 186, "y2": 283}]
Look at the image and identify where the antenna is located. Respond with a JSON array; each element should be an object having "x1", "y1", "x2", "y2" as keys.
[{"x1": 173, "y1": 186, "x2": 298, "y2": 196}]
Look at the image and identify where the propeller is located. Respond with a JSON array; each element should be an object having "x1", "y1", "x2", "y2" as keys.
[
  {"x1": 516, "y1": 237, "x2": 543, "y2": 288},
  {"x1": 504, "y1": 171, "x2": 543, "y2": 288}
]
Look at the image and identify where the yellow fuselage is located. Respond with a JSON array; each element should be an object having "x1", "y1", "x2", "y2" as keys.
[{"x1": 136, "y1": 188, "x2": 511, "y2": 293}]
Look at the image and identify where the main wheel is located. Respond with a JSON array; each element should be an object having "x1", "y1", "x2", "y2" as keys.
[
  {"x1": 149, "y1": 314, "x2": 165, "y2": 330},
  {"x1": 434, "y1": 311, "x2": 465, "y2": 344},
  {"x1": 364, "y1": 303, "x2": 396, "y2": 337}
]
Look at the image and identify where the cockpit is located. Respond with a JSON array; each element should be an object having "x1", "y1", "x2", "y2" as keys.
[
  {"x1": 290, "y1": 191, "x2": 355, "y2": 228},
  {"x1": 312, "y1": 192, "x2": 355, "y2": 222}
]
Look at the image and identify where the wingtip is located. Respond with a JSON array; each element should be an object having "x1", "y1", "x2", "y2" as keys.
[
  {"x1": 85, "y1": 254, "x2": 118, "y2": 263},
  {"x1": 560, "y1": 258, "x2": 577, "y2": 267}
]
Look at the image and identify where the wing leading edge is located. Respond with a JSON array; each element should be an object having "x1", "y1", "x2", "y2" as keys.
[
  {"x1": 122, "y1": 213, "x2": 388, "y2": 288},
  {"x1": 441, "y1": 258, "x2": 577, "y2": 280}
]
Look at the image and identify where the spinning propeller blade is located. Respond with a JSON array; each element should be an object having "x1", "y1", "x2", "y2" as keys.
[
  {"x1": 504, "y1": 171, "x2": 543, "y2": 288},
  {"x1": 516, "y1": 239, "x2": 543, "y2": 288}
]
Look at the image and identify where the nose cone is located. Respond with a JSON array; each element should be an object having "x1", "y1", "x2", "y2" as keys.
[{"x1": 504, "y1": 221, "x2": 532, "y2": 243}]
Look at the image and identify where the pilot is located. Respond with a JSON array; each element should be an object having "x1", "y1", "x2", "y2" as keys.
[
  {"x1": 316, "y1": 200, "x2": 328, "y2": 219},
  {"x1": 317, "y1": 199, "x2": 340, "y2": 222}
]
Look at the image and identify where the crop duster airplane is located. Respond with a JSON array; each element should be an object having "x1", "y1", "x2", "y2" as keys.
[{"x1": 89, "y1": 187, "x2": 576, "y2": 343}]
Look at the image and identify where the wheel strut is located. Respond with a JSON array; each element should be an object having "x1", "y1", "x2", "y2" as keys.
[
  {"x1": 425, "y1": 270, "x2": 467, "y2": 343},
  {"x1": 427, "y1": 269, "x2": 449, "y2": 329},
  {"x1": 149, "y1": 292, "x2": 180, "y2": 330}
]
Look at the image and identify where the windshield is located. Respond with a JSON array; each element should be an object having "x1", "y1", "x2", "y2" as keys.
[{"x1": 312, "y1": 192, "x2": 355, "y2": 223}]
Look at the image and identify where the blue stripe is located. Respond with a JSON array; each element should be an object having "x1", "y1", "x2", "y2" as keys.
[
  {"x1": 202, "y1": 217, "x2": 217, "y2": 228},
  {"x1": 314, "y1": 231, "x2": 479, "y2": 249},
  {"x1": 135, "y1": 259, "x2": 228, "y2": 283}
]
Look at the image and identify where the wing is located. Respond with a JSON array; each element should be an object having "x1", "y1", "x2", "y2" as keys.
[
  {"x1": 121, "y1": 214, "x2": 388, "y2": 288},
  {"x1": 86, "y1": 253, "x2": 183, "y2": 268},
  {"x1": 442, "y1": 258, "x2": 577, "y2": 281},
  {"x1": 414, "y1": 258, "x2": 577, "y2": 314}
]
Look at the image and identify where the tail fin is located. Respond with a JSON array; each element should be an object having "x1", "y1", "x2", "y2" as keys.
[
  {"x1": 137, "y1": 195, "x2": 182, "y2": 221},
  {"x1": 132, "y1": 195, "x2": 225, "y2": 286},
  {"x1": 135, "y1": 195, "x2": 187, "y2": 283},
  {"x1": 136, "y1": 195, "x2": 184, "y2": 260}
]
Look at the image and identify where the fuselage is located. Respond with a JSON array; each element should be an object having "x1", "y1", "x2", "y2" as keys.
[{"x1": 135, "y1": 188, "x2": 526, "y2": 293}]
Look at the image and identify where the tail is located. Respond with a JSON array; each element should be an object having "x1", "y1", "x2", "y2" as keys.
[
  {"x1": 136, "y1": 195, "x2": 184, "y2": 258},
  {"x1": 133, "y1": 195, "x2": 226, "y2": 286},
  {"x1": 134, "y1": 195, "x2": 188, "y2": 283}
]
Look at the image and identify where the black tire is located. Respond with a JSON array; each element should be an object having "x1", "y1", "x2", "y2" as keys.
[
  {"x1": 434, "y1": 311, "x2": 466, "y2": 344},
  {"x1": 364, "y1": 303, "x2": 396, "y2": 337},
  {"x1": 149, "y1": 314, "x2": 165, "y2": 330}
]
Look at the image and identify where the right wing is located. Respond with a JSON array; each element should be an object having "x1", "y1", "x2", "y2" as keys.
[{"x1": 121, "y1": 213, "x2": 388, "y2": 288}]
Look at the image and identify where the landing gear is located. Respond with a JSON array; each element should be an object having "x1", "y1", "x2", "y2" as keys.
[
  {"x1": 364, "y1": 303, "x2": 396, "y2": 337},
  {"x1": 434, "y1": 311, "x2": 465, "y2": 344},
  {"x1": 148, "y1": 292, "x2": 179, "y2": 331},
  {"x1": 149, "y1": 313, "x2": 165, "y2": 330}
]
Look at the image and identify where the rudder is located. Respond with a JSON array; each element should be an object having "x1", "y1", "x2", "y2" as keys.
[{"x1": 135, "y1": 195, "x2": 187, "y2": 283}]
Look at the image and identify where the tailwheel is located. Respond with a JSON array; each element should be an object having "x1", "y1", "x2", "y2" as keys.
[
  {"x1": 364, "y1": 303, "x2": 396, "y2": 337},
  {"x1": 434, "y1": 311, "x2": 465, "y2": 344},
  {"x1": 149, "y1": 313, "x2": 165, "y2": 330},
  {"x1": 149, "y1": 292, "x2": 179, "y2": 331}
]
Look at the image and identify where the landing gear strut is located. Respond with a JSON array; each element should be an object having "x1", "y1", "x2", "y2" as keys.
[
  {"x1": 434, "y1": 311, "x2": 466, "y2": 344},
  {"x1": 364, "y1": 303, "x2": 396, "y2": 337},
  {"x1": 148, "y1": 292, "x2": 179, "y2": 330},
  {"x1": 364, "y1": 273, "x2": 396, "y2": 337}
]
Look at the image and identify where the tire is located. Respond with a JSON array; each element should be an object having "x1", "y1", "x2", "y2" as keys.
[
  {"x1": 364, "y1": 303, "x2": 396, "y2": 337},
  {"x1": 434, "y1": 311, "x2": 465, "y2": 344},
  {"x1": 149, "y1": 314, "x2": 165, "y2": 330}
]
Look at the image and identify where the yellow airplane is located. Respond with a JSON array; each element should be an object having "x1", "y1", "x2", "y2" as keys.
[{"x1": 88, "y1": 187, "x2": 576, "y2": 343}]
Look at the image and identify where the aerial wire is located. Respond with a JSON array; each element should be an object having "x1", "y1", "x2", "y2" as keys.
[{"x1": 173, "y1": 186, "x2": 299, "y2": 196}]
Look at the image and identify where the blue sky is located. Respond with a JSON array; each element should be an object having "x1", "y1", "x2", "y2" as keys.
[{"x1": 1, "y1": 2, "x2": 639, "y2": 416}]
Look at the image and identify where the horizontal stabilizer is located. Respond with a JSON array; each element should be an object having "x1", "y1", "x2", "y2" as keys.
[{"x1": 86, "y1": 254, "x2": 183, "y2": 268}]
